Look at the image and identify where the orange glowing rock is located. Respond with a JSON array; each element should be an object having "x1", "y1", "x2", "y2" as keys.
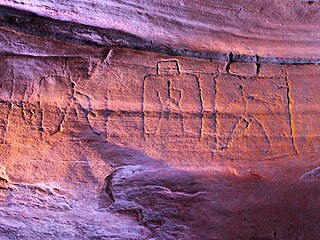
[{"x1": 0, "y1": 1, "x2": 319, "y2": 239}]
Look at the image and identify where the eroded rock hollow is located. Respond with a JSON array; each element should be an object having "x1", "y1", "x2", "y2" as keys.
[{"x1": 0, "y1": 1, "x2": 319, "y2": 239}]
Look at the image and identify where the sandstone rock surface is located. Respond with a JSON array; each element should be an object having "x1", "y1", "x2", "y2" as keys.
[
  {"x1": 2, "y1": 0, "x2": 320, "y2": 59},
  {"x1": 0, "y1": 2, "x2": 319, "y2": 239}
]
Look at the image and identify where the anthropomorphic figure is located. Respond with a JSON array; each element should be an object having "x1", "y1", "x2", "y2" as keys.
[
  {"x1": 143, "y1": 60, "x2": 203, "y2": 138},
  {"x1": 215, "y1": 74, "x2": 296, "y2": 159}
]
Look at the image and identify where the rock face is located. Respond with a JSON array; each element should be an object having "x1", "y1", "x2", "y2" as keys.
[
  {"x1": 0, "y1": 2, "x2": 319, "y2": 239},
  {"x1": 2, "y1": 0, "x2": 320, "y2": 58}
]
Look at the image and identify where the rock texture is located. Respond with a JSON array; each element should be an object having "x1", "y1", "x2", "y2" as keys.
[
  {"x1": 2, "y1": 0, "x2": 320, "y2": 59},
  {"x1": 0, "y1": 2, "x2": 319, "y2": 239}
]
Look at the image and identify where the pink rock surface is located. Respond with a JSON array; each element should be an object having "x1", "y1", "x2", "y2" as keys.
[
  {"x1": 0, "y1": 2, "x2": 319, "y2": 239},
  {"x1": 2, "y1": 0, "x2": 320, "y2": 58}
]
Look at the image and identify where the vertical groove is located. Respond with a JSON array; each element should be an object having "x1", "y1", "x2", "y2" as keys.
[
  {"x1": 195, "y1": 75, "x2": 204, "y2": 140},
  {"x1": 285, "y1": 71, "x2": 299, "y2": 155}
]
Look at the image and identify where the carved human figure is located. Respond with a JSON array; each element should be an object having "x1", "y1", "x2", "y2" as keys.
[
  {"x1": 215, "y1": 75, "x2": 296, "y2": 158},
  {"x1": 41, "y1": 58, "x2": 103, "y2": 136},
  {"x1": 143, "y1": 60, "x2": 203, "y2": 138}
]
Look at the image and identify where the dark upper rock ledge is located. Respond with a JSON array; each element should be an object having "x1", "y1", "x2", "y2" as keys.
[{"x1": 0, "y1": 3, "x2": 320, "y2": 64}]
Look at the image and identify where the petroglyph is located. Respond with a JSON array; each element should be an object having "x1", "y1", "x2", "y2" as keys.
[
  {"x1": 143, "y1": 60, "x2": 203, "y2": 139},
  {"x1": 49, "y1": 81, "x2": 100, "y2": 136},
  {"x1": 219, "y1": 84, "x2": 272, "y2": 151},
  {"x1": 49, "y1": 59, "x2": 104, "y2": 136},
  {"x1": 215, "y1": 74, "x2": 297, "y2": 159},
  {"x1": 0, "y1": 52, "x2": 305, "y2": 163}
]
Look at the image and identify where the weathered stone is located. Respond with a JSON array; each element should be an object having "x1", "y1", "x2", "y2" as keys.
[
  {"x1": 300, "y1": 166, "x2": 320, "y2": 181},
  {"x1": 0, "y1": 1, "x2": 319, "y2": 239},
  {"x1": 229, "y1": 62, "x2": 257, "y2": 77}
]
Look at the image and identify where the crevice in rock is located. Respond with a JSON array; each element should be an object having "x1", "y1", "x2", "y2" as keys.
[
  {"x1": 289, "y1": 0, "x2": 320, "y2": 5},
  {"x1": 104, "y1": 171, "x2": 116, "y2": 204},
  {"x1": 226, "y1": 52, "x2": 233, "y2": 74},
  {"x1": 285, "y1": 71, "x2": 299, "y2": 155},
  {"x1": 255, "y1": 54, "x2": 261, "y2": 75},
  {"x1": 195, "y1": 75, "x2": 204, "y2": 140}
]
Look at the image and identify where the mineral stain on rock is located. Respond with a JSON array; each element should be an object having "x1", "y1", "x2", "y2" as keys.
[{"x1": 0, "y1": 1, "x2": 319, "y2": 239}]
